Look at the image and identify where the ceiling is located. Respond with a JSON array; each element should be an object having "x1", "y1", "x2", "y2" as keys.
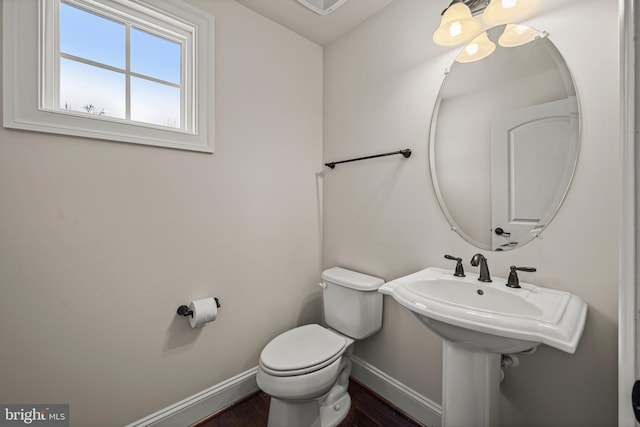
[{"x1": 234, "y1": 0, "x2": 397, "y2": 46}]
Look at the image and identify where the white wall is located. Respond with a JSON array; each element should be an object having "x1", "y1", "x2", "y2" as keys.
[
  {"x1": 0, "y1": 1, "x2": 323, "y2": 426},
  {"x1": 323, "y1": 0, "x2": 619, "y2": 425}
]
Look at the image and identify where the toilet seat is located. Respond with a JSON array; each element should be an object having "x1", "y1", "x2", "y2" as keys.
[{"x1": 259, "y1": 324, "x2": 347, "y2": 377}]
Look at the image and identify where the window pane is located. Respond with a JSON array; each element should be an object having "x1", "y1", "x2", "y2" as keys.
[
  {"x1": 60, "y1": 2, "x2": 125, "y2": 69},
  {"x1": 60, "y1": 58, "x2": 125, "y2": 119},
  {"x1": 131, "y1": 28, "x2": 181, "y2": 84},
  {"x1": 131, "y1": 77, "x2": 181, "y2": 128}
]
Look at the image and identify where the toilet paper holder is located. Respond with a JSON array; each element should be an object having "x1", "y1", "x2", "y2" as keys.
[{"x1": 177, "y1": 298, "x2": 221, "y2": 318}]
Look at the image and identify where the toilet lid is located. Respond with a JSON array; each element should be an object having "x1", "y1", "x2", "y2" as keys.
[{"x1": 260, "y1": 324, "x2": 347, "y2": 375}]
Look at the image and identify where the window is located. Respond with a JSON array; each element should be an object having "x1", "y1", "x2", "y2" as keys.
[{"x1": 3, "y1": 0, "x2": 214, "y2": 152}]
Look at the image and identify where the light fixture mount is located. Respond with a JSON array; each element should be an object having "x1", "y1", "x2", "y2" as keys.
[{"x1": 442, "y1": 0, "x2": 490, "y2": 16}]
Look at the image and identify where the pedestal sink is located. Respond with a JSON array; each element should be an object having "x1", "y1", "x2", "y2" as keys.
[{"x1": 379, "y1": 267, "x2": 587, "y2": 427}]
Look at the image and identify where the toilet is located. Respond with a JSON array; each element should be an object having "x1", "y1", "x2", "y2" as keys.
[{"x1": 256, "y1": 267, "x2": 384, "y2": 427}]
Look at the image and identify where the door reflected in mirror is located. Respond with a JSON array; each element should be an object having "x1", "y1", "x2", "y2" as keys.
[{"x1": 429, "y1": 25, "x2": 579, "y2": 251}]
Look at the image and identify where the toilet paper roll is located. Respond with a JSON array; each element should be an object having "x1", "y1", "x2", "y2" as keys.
[{"x1": 188, "y1": 297, "x2": 218, "y2": 328}]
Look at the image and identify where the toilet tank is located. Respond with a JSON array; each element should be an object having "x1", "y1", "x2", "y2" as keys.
[{"x1": 320, "y1": 267, "x2": 384, "y2": 339}]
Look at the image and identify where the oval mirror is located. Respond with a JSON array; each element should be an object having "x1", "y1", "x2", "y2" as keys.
[{"x1": 429, "y1": 25, "x2": 579, "y2": 251}]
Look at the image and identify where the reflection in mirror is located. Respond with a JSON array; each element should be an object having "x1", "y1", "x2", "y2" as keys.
[{"x1": 429, "y1": 25, "x2": 579, "y2": 251}]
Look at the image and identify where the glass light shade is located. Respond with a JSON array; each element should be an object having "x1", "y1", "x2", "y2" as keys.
[
  {"x1": 433, "y1": 2, "x2": 483, "y2": 47},
  {"x1": 498, "y1": 24, "x2": 540, "y2": 47},
  {"x1": 482, "y1": 0, "x2": 539, "y2": 26},
  {"x1": 455, "y1": 32, "x2": 496, "y2": 63}
]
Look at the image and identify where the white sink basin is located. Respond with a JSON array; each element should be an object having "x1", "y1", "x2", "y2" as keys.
[{"x1": 379, "y1": 267, "x2": 587, "y2": 354}]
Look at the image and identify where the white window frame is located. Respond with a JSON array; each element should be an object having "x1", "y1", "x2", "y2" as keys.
[{"x1": 3, "y1": 0, "x2": 214, "y2": 153}]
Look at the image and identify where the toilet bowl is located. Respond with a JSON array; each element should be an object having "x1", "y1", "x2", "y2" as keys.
[
  {"x1": 256, "y1": 324, "x2": 355, "y2": 427},
  {"x1": 256, "y1": 267, "x2": 384, "y2": 427}
]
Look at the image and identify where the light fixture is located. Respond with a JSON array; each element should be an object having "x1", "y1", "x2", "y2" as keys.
[
  {"x1": 433, "y1": 0, "x2": 539, "y2": 63},
  {"x1": 455, "y1": 31, "x2": 496, "y2": 63},
  {"x1": 498, "y1": 23, "x2": 541, "y2": 47},
  {"x1": 296, "y1": 0, "x2": 349, "y2": 16},
  {"x1": 483, "y1": 0, "x2": 539, "y2": 26},
  {"x1": 432, "y1": 1, "x2": 483, "y2": 47}
]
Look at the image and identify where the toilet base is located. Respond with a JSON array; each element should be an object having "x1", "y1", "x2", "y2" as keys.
[
  {"x1": 267, "y1": 397, "x2": 321, "y2": 427},
  {"x1": 266, "y1": 393, "x2": 351, "y2": 427},
  {"x1": 320, "y1": 392, "x2": 350, "y2": 427}
]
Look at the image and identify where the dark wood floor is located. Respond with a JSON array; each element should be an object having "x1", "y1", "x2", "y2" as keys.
[{"x1": 195, "y1": 378, "x2": 425, "y2": 427}]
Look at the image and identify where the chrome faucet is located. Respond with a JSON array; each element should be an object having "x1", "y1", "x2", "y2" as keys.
[{"x1": 470, "y1": 253, "x2": 491, "y2": 282}]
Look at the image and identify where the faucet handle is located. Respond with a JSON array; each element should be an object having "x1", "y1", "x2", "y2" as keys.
[
  {"x1": 444, "y1": 255, "x2": 465, "y2": 277},
  {"x1": 506, "y1": 266, "x2": 537, "y2": 288}
]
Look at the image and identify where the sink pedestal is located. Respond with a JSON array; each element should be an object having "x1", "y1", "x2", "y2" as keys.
[{"x1": 442, "y1": 341, "x2": 501, "y2": 427}]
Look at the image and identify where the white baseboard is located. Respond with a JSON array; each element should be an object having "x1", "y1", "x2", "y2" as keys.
[
  {"x1": 125, "y1": 358, "x2": 441, "y2": 427},
  {"x1": 124, "y1": 367, "x2": 259, "y2": 427},
  {"x1": 350, "y1": 356, "x2": 442, "y2": 427}
]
